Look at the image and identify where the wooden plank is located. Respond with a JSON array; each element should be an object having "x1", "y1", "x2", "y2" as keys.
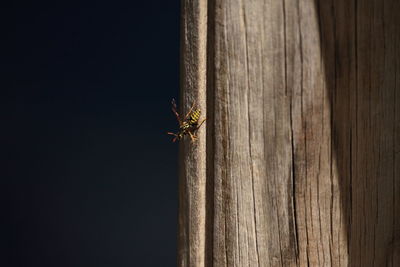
[
  {"x1": 208, "y1": 0, "x2": 334, "y2": 265},
  {"x1": 179, "y1": 0, "x2": 400, "y2": 266},
  {"x1": 178, "y1": 0, "x2": 208, "y2": 266}
]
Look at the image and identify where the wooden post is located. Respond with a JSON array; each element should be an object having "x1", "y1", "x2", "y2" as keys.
[
  {"x1": 179, "y1": 0, "x2": 400, "y2": 266},
  {"x1": 178, "y1": 0, "x2": 208, "y2": 266}
]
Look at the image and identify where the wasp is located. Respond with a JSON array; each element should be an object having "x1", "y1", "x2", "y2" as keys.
[{"x1": 167, "y1": 98, "x2": 206, "y2": 142}]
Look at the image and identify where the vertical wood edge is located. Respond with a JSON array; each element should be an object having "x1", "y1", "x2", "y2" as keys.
[{"x1": 178, "y1": 0, "x2": 208, "y2": 266}]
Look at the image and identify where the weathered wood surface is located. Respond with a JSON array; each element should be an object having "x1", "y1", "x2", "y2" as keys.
[
  {"x1": 178, "y1": 0, "x2": 208, "y2": 266},
  {"x1": 179, "y1": 0, "x2": 400, "y2": 266}
]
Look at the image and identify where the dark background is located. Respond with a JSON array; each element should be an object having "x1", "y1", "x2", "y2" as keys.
[{"x1": 2, "y1": 2, "x2": 180, "y2": 266}]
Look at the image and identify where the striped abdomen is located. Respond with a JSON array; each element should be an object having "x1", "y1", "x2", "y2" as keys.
[{"x1": 188, "y1": 110, "x2": 201, "y2": 125}]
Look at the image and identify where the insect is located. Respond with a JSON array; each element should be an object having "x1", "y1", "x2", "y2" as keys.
[{"x1": 167, "y1": 98, "x2": 206, "y2": 142}]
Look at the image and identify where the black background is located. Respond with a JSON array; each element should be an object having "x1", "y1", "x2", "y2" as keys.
[{"x1": 2, "y1": 2, "x2": 180, "y2": 266}]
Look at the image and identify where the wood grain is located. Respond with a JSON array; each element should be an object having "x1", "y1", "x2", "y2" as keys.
[
  {"x1": 179, "y1": 0, "x2": 400, "y2": 266},
  {"x1": 178, "y1": 0, "x2": 208, "y2": 266}
]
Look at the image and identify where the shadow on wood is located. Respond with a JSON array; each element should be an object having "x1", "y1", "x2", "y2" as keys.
[{"x1": 317, "y1": 0, "x2": 400, "y2": 265}]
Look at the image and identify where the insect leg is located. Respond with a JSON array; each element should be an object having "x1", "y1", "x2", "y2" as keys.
[
  {"x1": 167, "y1": 132, "x2": 178, "y2": 142},
  {"x1": 196, "y1": 118, "x2": 206, "y2": 129},
  {"x1": 188, "y1": 131, "x2": 197, "y2": 142}
]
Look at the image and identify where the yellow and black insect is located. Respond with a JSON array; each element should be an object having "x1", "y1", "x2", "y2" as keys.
[{"x1": 167, "y1": 98, "x2": 206, "y2": 142}]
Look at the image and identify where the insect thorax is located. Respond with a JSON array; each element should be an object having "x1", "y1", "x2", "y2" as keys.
[{"x1": 180, "y1": 122, "x2": 190, "y2": 130}]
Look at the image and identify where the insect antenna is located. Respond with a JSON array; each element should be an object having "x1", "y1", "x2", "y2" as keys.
[
  {"x1": 171, "y1": 99, "x2": 181, "y2": 124},
  {"x1": 183, "y1": 101, "x2": 196, "y2": 121}
]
